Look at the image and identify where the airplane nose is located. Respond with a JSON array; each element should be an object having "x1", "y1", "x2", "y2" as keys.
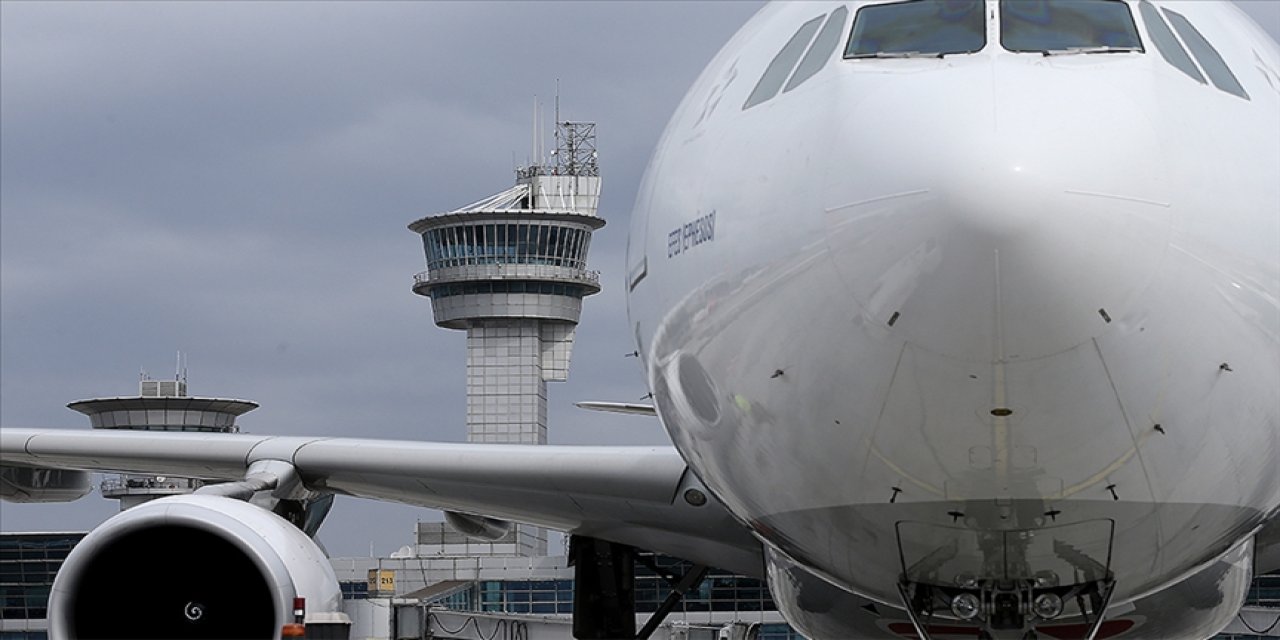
[{"x1": 823, "y1": 59, "x2": 1173, "y2": 361}]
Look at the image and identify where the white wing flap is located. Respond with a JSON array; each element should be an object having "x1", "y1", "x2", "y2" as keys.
[
  {"x1": 574, "y1": 401, "x2": 658, "y2": 416},
  {"x1": 1, "y1": 428, "x2": 763, "y2": 575}
]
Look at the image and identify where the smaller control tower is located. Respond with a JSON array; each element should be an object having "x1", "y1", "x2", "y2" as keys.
[
  {"x1": 68, "y1": 368, "x2": 258, "y2": 511},
  {"x1": 409, "y1": 119, "x2": 604, "y2": 557}
]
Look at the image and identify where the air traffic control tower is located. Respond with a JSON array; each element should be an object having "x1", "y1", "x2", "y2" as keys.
[
  {"x1": 409, "y1": 120, "x2": 604, "y2": 557},
  {"x1": 68, "y1": 372, "x2": 258, "y2": 511}
]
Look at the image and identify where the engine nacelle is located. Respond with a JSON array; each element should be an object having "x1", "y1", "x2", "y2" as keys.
[
  {"x1": 49, "y1": 494, "x2": 342, "y2": 639},
  {"x1": 444, "y1": 510, "x2": 512, "y2": 541},
  {"x1": 0, "y1": 466, "x2": 91, "y2": 503}
]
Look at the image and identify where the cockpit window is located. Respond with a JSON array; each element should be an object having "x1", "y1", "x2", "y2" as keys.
[
  {"x1": 844, "y1": 0, "x2": 985, "y2": 59},
  {"x1": 1138, "y1": 1, "x2": 1205, "y2": 83},
  {"x1": 1001, "y1": 0, "x2": 1143, "y2": 55},
  {"x1": 744, "y1": 15, "x2": 826, "y2": 109},
  {"x1": 785, "y1": 6, "x2": 850, "y2": 93},
  {"x1": 1161, "y1": 8, "x2": 1250, "y2": 100}
]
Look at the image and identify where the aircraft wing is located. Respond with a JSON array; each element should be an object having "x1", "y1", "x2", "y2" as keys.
[{"x1": 0, "y1": 427, "x2": 763, "y2": 576}]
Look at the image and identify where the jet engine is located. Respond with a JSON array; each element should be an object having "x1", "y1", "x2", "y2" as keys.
[
  {"x1": 0, "y1": 466, "x2": 91, "y2": 502},
  {"x1": 47, "y1": 494, "x2": 342, "y2": 639},
  {"x1": 444, "y1": 510, "x2": 511, "y2": 541}
]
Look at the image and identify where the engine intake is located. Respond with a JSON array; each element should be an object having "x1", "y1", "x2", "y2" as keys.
[{"x1": 49, "y1": 494, "x2": 341, "y2": 639}]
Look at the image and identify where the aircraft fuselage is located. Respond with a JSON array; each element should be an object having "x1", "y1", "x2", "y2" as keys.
[{"x1": 627, "y1": 0, "x2": 1280, "y2": 630}]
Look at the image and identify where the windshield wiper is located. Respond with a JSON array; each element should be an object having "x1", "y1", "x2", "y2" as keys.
[
  {"x1": 1040, "y1": 45, "x2": 1141, "y2": 57},
  {"x1": 846, "y1": 51, "x2": 944, "y2": 59}
]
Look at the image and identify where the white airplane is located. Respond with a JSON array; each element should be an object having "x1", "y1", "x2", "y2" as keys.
[{"x1": 3, "y1": 1, "x2": 1278, "y2": 638}]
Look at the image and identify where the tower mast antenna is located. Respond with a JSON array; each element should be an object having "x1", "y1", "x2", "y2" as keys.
[{"x1": 554, "y1": 80, "x2": 561, "y2": 158}]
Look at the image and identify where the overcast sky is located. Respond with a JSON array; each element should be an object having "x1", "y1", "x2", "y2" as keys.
[{"x1": 3, "y1": 1, "x2": 1278, "y2": 557}]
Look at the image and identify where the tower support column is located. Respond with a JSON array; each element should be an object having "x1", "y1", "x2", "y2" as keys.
[{"x1": 465, "y1": 319, "x2": 548, "y2": 445}]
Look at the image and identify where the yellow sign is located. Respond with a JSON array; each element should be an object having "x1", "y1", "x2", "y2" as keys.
[{"x1": 367, "y1": 569, "x2": 395, "y2": 594}]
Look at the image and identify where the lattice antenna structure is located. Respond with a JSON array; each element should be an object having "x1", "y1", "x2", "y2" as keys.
[{"x1": 553, "y1": 121, "x2": 598, "y2": 177}]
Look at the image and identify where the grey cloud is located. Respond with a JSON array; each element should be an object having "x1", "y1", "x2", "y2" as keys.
[{"x1": 2, "y1": 0, "x2": 762, "y2": 555}]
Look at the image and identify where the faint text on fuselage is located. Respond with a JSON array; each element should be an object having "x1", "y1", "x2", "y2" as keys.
[{"x1": 668, "y1": 211, "x2": 716, "y2": 258}]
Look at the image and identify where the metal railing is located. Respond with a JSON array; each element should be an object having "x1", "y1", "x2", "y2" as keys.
[
  {"x1": 100, "y1": 476, "x2": 200, "y2": 493},
  {"x1": 414, "y1": 264, "x2": 600, "y2": 288},
  {"x1": 424, "y1": 254, "x2": 591, "y2": 273}
]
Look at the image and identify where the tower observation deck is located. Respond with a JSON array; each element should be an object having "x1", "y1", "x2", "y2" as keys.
[
  {"x1": 409, "y1": 121, "x2": 604, "y2": 330},
  {"x1": 67, "y1": 369, "x2": 258, "y2": 511},
  {"x1": 409, "y1": 120, "x2": 604, "y2": 557}
]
